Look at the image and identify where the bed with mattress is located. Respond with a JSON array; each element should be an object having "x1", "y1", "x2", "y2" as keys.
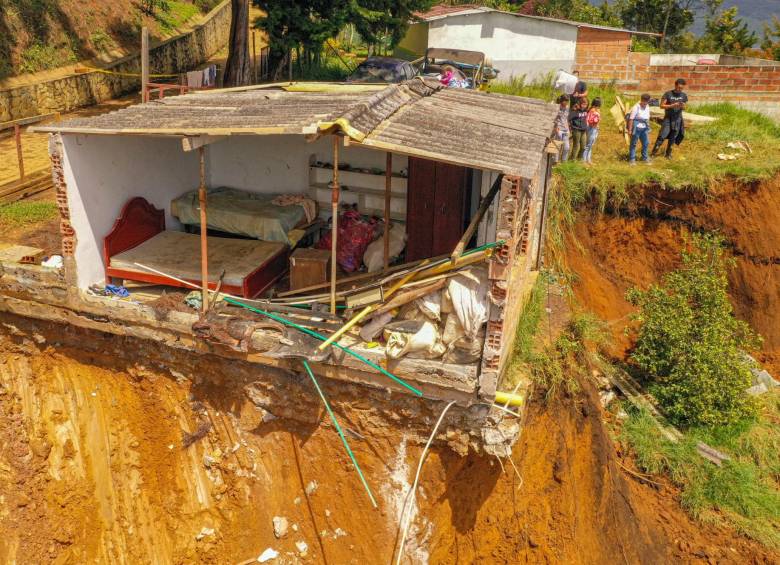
[
  {"x1": 103, "y1": 197, "x2": 289, "y2": 298},
  {"x1": 171, "y1": 187, "x2": 316, "y2": 244}
]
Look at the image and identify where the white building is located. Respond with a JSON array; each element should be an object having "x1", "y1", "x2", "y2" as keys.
[{"x1": 397, "y1": 5, "x2": 656, "y2": 80}]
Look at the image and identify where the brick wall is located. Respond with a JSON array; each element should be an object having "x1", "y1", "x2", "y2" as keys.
[
  {"x1": 575, "y1": 28, "x2": 633, "y2": 82},
  {"x1": 633, "y1": 64, "x2": 780, "y2": 92},
  {"x1": 577, "y1": 35, "x2": 780, "y2": 94}
]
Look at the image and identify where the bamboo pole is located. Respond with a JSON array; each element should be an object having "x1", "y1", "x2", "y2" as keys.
[
  {"x1": 141, "y1": 27, "x2": 149, "y2": 102},
  {"x1": 450, "y1": 174, "x2": 502, "y2": 262},
  {"x1": 198, "y1": 146, "x2": 209, "y2": 312},
  {"x1": 318, "y1": 260, "x2": 429, "y2": 351},
  {"x1": 222, "y1": 297, "x2": 423, "y2": 397},
  {"x1": 383, "y1": 152, "x2": 392, "y2": 272},
  {"x1": 330, "y1": 136, "x2": 340, "y2": 314}
]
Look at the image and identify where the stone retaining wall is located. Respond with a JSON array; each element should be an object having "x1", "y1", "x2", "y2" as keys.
[{"x1": 0, "y1": 0, "x2": 231, "y2": 123}]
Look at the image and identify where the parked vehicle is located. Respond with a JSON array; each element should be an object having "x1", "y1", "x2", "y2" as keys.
[
  {"x1": 347, "y1": 56, "x2": 418, "y2": 83},
  {"x1": 420, "y1": 47, "x2": 499, "y2": 90}
]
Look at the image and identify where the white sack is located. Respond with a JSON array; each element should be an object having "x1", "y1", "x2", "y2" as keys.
[
  {"x1": 364, "y1": 223, "x2": 407, "y2": 273},
  {"x1": 415, "y1": 290, "x2": 441, "y2": 322},
  {"x1": 448, "y1": 267, "x2": 489, "y2": 339},
  {"x1": 384, "y1": 320, "x2": 446, "y2": 360}
]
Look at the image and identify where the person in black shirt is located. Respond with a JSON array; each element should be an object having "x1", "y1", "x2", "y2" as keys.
[
  {"x1": 652, "y1": 78, "x2": 689, "y2": 159},
  {"x1": 569, "y1": 70, "x2": 588, "y2": 107},
  {"x1": 568, "y1": 98, "x2": 589, "y2": 160}
]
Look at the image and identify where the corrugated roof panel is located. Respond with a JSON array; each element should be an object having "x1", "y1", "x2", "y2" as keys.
[{"x1": 36, "y1": 80, "x2": 557, "y2": 177}]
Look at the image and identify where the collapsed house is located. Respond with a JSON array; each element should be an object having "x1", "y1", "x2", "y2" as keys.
[{"x1": 3, "y1": 78, "x2": 557, "y2": 454}]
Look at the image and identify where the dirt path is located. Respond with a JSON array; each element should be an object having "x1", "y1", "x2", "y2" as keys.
[
  {"x1": 0, "y1": 95, "x2": 140, "y2": 186},
  {"x1": 0, "y1": 313, "x2": 776, "y2": 564}
]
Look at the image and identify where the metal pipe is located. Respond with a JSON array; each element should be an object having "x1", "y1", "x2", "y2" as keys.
[
  {"x1": 198, "y1": 146, "x2": 209, "y2": 312},
  {"x1": 383, "y1": 152, "x2": 392, "y2": 272}
]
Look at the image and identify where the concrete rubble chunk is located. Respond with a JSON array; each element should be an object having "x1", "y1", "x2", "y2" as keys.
[
  {"x1": 257, "y1": 547, "x2": 279, "y2": 562},
  {"x1": 295, "y1": 541, "x2": 308, "y2": 556},
  {"x1": 195, "y1": 526, "x2": 215, "y2": 541},
  {"x1": 305, "y1": 480, "x2": 318, "y2": 495},
  {"x1": 272, "y1": 516, "x2": 289, "y2": 539}
]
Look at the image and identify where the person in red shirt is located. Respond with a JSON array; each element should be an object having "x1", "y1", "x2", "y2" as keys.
[{"x1": 582, "y1": 98, "x2": 602, "y2": 164}]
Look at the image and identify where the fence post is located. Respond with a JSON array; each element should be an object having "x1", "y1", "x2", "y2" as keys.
[
  {"x1": 14, "y1": 124, "x2": 24, "y2": 181},
  {"x1": 141, "y1": 27, "x2": 150, "y2": 102}
]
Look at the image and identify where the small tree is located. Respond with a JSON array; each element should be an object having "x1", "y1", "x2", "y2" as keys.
[
  {"x1": 702, "y1": 6, "x2": 757, "y2": 55},
  {"x1": 761, "y1": 16, "x2": 780, "y2": 61},
  {"x1": 627, "y1": 234, "x2": 760, "y2": 428}
]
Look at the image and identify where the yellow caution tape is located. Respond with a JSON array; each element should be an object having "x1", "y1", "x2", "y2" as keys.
[{"x1": 75, "y1": 66, "x2": 179, "y2": 79}]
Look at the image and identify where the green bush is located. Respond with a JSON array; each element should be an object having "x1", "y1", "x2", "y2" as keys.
[{"x1": 627, "y1": 233, "x2": 760, "y2": 427}]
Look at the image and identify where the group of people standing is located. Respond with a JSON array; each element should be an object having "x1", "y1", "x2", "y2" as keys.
[
  {"x1": 553, "y1": 73, "x2": 689, "y2": 166},
  {"x1": 553, "y1": 74, "x2": 602, "y2": 163}
]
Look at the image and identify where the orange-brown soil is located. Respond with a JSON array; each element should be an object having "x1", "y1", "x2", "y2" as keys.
[
  {"x1": 1, "y1": 314, "x2": 777, "y2": 564},
  {"x1": 565, "y1": 177, "x2": 780, "y2": 375}
]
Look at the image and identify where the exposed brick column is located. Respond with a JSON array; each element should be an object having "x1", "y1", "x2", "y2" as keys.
[
  {"x1": 48, "y1": 133, "x2": 78, "y2": 287},
  {"x1": 575, "y1": 28, "x2": 633, "y2": 83}
]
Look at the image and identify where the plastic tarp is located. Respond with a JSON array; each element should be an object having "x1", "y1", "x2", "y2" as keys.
[{"x1": 554, "y1": 70, "x2": 578, "y2": 95}]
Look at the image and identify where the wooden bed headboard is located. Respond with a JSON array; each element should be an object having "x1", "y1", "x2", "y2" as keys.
[{"x1": 104, "y1": 197, "x2": 165, "y2": 268}]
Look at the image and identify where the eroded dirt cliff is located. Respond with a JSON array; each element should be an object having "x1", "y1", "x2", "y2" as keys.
[{"x1": 1, "y1": 313, "x2": 776, "y2": 564}]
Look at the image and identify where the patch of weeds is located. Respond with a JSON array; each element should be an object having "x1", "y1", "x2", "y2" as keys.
[
  {"x1": 19, "y1": 40, "x2": 77, "y2": 73},
  {"x1": 531, "y1": 313, "x2": 607, "y2": 400},
  {"x1": 621, "y1": 392, "x2": 780, "y2": 549},
  {"x1": 89, "y1": 29, "x2": 115, "y2": 52},
  {"x1": 155, "y1": 1, "x2": 199, "y2": 34},
  {"x1": 0, "y1": 201, "x2": 58, "y2": 227},
  {"x1": 511, "y1": 272, "x2": 548, "y2": 365},
  {"x1": 193, "y1": 0, "x2": 221, "y2": 12},
  {"x1": 293, "y1": 54, "x2": 352, "y2": 81}
]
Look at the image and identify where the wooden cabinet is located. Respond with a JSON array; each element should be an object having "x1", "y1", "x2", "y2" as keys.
[{"x1": 405, "y1": 157, "x2": 470, "y2": 261}]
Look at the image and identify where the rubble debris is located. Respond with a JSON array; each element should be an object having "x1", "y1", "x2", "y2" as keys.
[
  {"x1": 305, "y1": 481, "x2": 318, "y2": 495},
  {"x1": 295, "y1": 540, "x2": 308, "y2": 556},
  {"x1": 257, "y1": 547, "x2": 279, "y2": 562},
  {"x1": 746, "y1": 365, "x2": 779, "y2": 396},
  {"x1": 182, "y1": 421, "x2": 212, "y2": 448},
  {"x1": 195, "y1": 527, "x2": 215, "y2": 541},
  {"x1": 272, "y1": 516, "x2": 289, "y2": 539}
]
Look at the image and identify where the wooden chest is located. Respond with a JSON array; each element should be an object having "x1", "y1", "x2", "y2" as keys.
[{"x1": 289, "y1": 248, "x2": 331, "y2": 290}]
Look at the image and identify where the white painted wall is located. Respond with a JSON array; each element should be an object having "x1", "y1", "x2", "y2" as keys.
[
  {"x1": 428, "y1": 12, "x2": 578, "y2": 79},
  {"x1": 61, "y1": 133, "x2": 409, "y2": 289},
  {"x1": 62, "y1": 134, "x2": 199, "y2": 289},
  {"x1": 207, "y1": 135, "x2": 408, "y2": 190}
]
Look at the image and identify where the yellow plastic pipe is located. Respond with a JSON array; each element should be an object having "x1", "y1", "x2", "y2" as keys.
[
  {"x1": 494, "y1": 391, "x2": 524, "y2": 407},
  {"x1": 318, "y1": 260, "x2": 429, "y2": 350}
]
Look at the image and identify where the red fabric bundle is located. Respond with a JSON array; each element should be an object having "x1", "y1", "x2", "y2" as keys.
[{"x1": 317, "y1": 209, "x2": 378, "y2": 272}]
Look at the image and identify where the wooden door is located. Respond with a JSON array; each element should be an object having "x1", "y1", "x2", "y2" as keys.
[
  {"x1": 406, "y1": 158, "x2": 468, "y2": 261},
  {"x1": 432, "y1": 162, "x2": 468, "y2": 255},
  {"x1": 405, "y1": 157, "x2": 436, "y2": 261}
]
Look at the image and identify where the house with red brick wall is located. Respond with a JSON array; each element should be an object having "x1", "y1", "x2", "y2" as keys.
[{"x1": 397, "y1": 5, "x2": 658, "y2": 80}]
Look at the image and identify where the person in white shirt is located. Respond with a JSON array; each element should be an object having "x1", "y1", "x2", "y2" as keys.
[{"x1": 628, "y1": 93, "x2": 652, "y2": 164}]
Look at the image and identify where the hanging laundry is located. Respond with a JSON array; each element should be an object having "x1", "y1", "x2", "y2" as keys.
[{"x1": 187, "y1": 70, "x2": 203, "y2": 88}]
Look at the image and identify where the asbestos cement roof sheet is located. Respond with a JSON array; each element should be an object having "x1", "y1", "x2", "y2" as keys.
[{"x1": 35, "y1": 79, "x2": 558, "y2": 178}]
